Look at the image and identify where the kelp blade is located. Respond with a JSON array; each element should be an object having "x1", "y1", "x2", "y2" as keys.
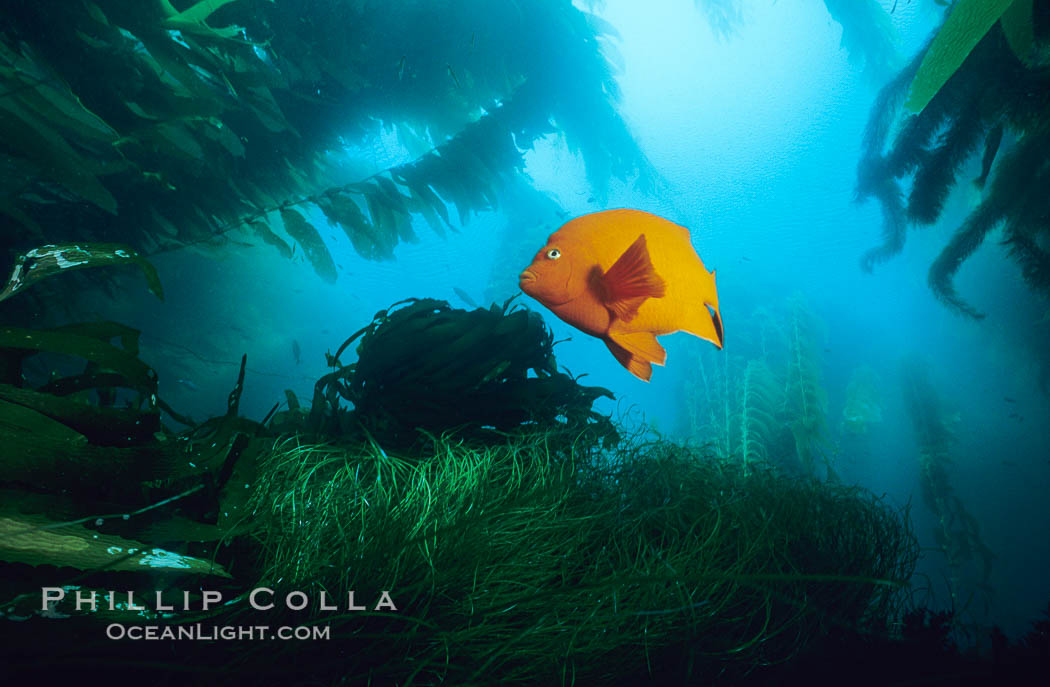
[
  {"x1": 0, "y1": 244, "x2": 163, "y2": 303},
  {"x1": 0, "y1": 513, "x2": 231, "y2": 577},
  {"x1": 904, "y1": 0, "x2": 1016, "y2": 114}
]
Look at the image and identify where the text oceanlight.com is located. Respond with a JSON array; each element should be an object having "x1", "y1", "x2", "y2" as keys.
[{"x1": 105, "y1": 624, "x2": 330, "y2": 641}]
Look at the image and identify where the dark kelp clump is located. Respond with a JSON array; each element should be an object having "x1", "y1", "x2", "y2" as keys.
[
  {"x1": 306, "y1": 297, "x2": 619, "y2": 449},
  {"x1": 857, "y1": 0, "x2": 1050, "y2": 317}
]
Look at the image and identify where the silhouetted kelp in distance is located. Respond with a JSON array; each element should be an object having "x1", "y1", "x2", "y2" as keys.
[
  {"x1": 841, "y1": 364, "x2": 885, "y2": 435},
  {"x1": 0, "y1": 0, "x2": 654, "y2": 295},
  {"x1": 694, "y1": 0, "x2": 746, "y2": 41},
  {"x1": 823, "y1": 0, "x2": 901, "y2": 83},
  {"x1": 692, "y1": 0, "x2": 899, "y2": 81},
  {"x1": 857, "y1": 0, "x2": 1050, "y2": 318},
  {"x1": 900, "y1": 354, "x2": 995, "y2": 628},
  {"x1": 684, "y1": 294, "x2": 836, "y2": 482}
]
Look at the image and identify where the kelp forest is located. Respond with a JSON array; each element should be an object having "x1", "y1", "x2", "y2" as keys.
[{"x1": 1, "y1": 1, "x2": 1049, "y2": 685}]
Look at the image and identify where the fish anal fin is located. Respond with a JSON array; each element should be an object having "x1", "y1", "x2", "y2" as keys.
[
  {"x1": 626, "y1": 356, "x2": 653, "y2": 382},
  {"x1": 608, "y1": 325, "x2": 667, "y2": 366},
  {"x1": 601, "y1": 234, "x2": 666, "y2": 322},
  {"x1": 604, "y1": 337, "x2": 652, "y2": 382}
]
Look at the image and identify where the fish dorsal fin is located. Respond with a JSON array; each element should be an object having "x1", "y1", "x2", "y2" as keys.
[{"x1": 601, "y1": 234, "x2": 666, "y2": 322}]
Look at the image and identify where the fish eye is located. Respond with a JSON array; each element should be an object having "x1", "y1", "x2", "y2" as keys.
[{"x1": 546, "y1": 248, "x2": 561, "y2": 260}]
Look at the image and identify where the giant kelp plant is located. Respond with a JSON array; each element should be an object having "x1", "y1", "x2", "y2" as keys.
[
  {"x1": 900, "y1": 355, "x2": 995, "y2": 617},
  {"x1": 823, "y1": 0, "x2": 900, "y2": 83},
  {"x1": 0, "y1": 0, "x2": 653, "y2": 295},
  {"x1": 857, "y1": 0, "x2": 1050, "y2": 318},
  {"x1": 842, "y1": 364, "x2": 885, "y2": 435}
]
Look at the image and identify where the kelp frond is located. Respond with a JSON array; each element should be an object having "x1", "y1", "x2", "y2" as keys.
[
  {"x1": 682, "y1": 294, "x2": 833, "y2": 481},
  {"x1": 899, "y1": 356, "x2": 994, "y2": 604},
  {"x1": 695, "y1": 0, "x2": 747, "y2": 41},
  {"x1": 824, "y1": 0, "x2": 900, "y2": 83},
  {"x1": 904, "y1": 0, "x2": 1020, "y2": 115},
  {"x1": 0, "y1": 0, "x2": 653, "y2": 283},
  {"x1": 857, "y1": 1, "x2": 1050, "y2": 316}
]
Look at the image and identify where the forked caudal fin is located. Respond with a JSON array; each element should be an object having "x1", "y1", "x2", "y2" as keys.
[{"x1": 709, "y1": 304, "x2": 723, "y2": 348}]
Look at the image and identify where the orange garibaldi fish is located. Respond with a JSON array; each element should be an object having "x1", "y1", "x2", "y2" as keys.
[{"x1": 519, "y1": 209, "x2": 723, "y2": 381}]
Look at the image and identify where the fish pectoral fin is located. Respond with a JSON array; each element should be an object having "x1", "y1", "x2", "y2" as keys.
[
  {"x1": 607, "y1": 296, "x2": 647, "y2": 322},
  {"x1": 607, "y1": 325, "x2": 666, "y2": 366},
  {"x1": 604, "y1": 337, "x2": 653, "y2": 382},
  {"x1": 600, "y1": 234, "x2": 666, "y2": 322}
]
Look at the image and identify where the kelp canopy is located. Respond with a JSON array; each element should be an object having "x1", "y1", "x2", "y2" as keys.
[
  {"x1": 857, "y1": 0, "x2": 1050, "y2": 318},
  {"x1": 0, "y1": 0, "x2": 653, "y2": 283},
  {"x1": 693, "y1": 0, "x2": 899, "y2": 80}
]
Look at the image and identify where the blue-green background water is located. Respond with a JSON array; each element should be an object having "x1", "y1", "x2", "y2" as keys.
[{"x1": 80, "y1": 0, "x2": 1049, "y2": 640}]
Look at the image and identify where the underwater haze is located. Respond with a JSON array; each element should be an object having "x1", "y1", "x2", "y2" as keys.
[{"x1": 2, "y1": 0, "x2": 1050, "y2": 683}]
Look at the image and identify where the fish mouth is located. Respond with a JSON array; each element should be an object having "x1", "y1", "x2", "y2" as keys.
[{"x1": 518, "y1": 270, "x2": 537, "y2": 290}]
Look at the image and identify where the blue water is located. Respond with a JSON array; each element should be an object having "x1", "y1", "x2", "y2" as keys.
[{"x1": 92, "y1": 0, "x2": 1049, "y2": 640}]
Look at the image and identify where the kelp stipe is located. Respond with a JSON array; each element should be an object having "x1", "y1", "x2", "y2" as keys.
[
  {"x1": 899, "y1": 355, "x2": 995, "y2": 611},
  {"x1": 737, "y1": 358, "x2": 780, "y2": 475},
  {"x1": 682, "y1": 294, "x2": 834, "y2": 481},
  {"x1": 784, "y1": 295, "x2": 835, "y2": 481}
]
